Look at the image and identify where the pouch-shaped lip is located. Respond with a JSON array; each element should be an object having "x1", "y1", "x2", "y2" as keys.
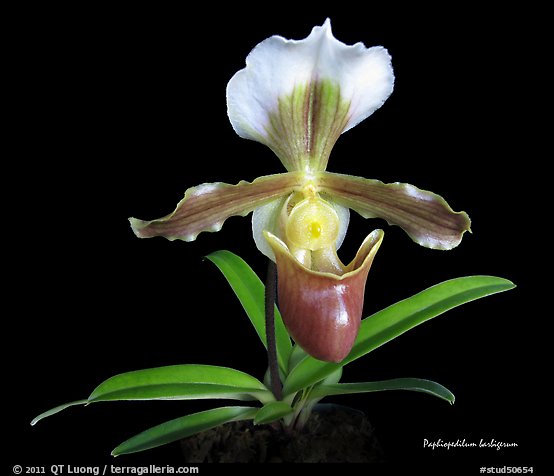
[{"x1": 264, "y1": 229, "x2": 383, "y2": 362}]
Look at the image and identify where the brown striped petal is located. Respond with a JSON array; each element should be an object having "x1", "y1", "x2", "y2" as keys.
[
  {"x1": 264, "y1": 229, "x2": 384, "y2": 363},
  {"x1": 130, "y1": 172, "x2": 303, "y2": 241},
  {"x1": 318, "y1": 172, "x2": 471, "y2": 250}
]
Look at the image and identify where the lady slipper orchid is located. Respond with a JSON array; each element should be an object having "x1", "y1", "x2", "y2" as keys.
[{"x1": 130, "y1": 20, "x2": 471, "y2": 362}]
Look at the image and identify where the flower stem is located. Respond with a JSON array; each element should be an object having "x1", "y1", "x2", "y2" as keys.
[{"x1": 265, "y1": 260, "x2": 282, "y2": 400}]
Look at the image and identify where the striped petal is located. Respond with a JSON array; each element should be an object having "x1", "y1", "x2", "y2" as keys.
[
  {"x1": 227, "y1": 19, "x2": 394, "y2": 172},
  {"x1": 318, "y1": 172, "x2": 471, "y2": 250},
  {"x1": 130, "y1": 172, "x2": 303, "y2": 242}
]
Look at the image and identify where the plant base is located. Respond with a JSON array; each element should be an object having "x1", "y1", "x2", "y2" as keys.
[{"x1": 181, "y1": 405, "x2": 383, "y2": 463}]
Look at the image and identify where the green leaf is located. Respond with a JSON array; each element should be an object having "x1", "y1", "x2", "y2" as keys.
[
  {"x1": 294, "y1": 367, "x2": 344, "y2": 427},
  {"x1": 254, "y1": 401, "x2": 294, "y2": 425},
  {"x1": 31, "y1": 399, "x2": 88, "y2": 426},
  {"x1": 309, "y1": 378, "x2": 455, "y2": 404},
  {"x1": 206, "y1": 250, "x2": 292, "y2": 374},
  {"x1": 88, "y1": 364, "x2": 272, "y2": 403},
  {"x1": 283, "y1": 276, "x2": 515, "y2": 395},
  {"x1": 287, "y1": 344, "x2": 308, "y2": 374},
  {"x1": 112, "y1": 406, "x2": 258, "y2": 456},
  {"x1": 32, "y1": 365, "x2": 272, "y2": 425}
]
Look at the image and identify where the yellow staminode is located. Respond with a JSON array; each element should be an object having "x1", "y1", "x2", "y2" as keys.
[{"x1": 285, "y1": 196, "x2": 339, "y2": 251}]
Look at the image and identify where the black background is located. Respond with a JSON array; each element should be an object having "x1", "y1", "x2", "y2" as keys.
[{"x1": 8, "y1": 4, "x2": 541, "y2": 474}]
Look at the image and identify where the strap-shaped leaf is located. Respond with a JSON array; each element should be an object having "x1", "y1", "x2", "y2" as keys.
[
  {"x1": 309, "y1": 378, "x2": 455, "y2": 404},
  {"x1": 254, "y1": 401, "x2": 294, "y2": 425},
  {"x1": 31, "y1": 400, "x2": 88, "y2": 426},
  {"x1": 130, "y1": 172, "x2": 302, "y2": 241},
  {"x1": 88, "y1": 364, "x2": 271, "y2": 403},
  {"x1": 112, "y1": 406, "x2": 258, "y2": 456},
  {"x1": 207, "y1": 250, "x2": 292, "y2": 374},
  {"x1": 318, "y1": 171, "x2": 471, "y2": 250},
  {"x1": 283, "y1": 276, "x2": 515, "y2": 395},
  {"x1": 31, "y1": 365, "x2": 272, "y2": 426}
]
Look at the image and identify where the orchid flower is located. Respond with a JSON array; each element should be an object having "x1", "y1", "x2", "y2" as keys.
[{"x1": 130, "y1": 20, "x2": 471, "y2": 363}]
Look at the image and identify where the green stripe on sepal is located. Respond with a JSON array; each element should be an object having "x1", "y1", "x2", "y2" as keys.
[
  {"x1": 112, "y1": 406, "x2": 258, "y2": 456},
  {"x1": 265, "y1": 80, "x2": 350, "y2": 172}
]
